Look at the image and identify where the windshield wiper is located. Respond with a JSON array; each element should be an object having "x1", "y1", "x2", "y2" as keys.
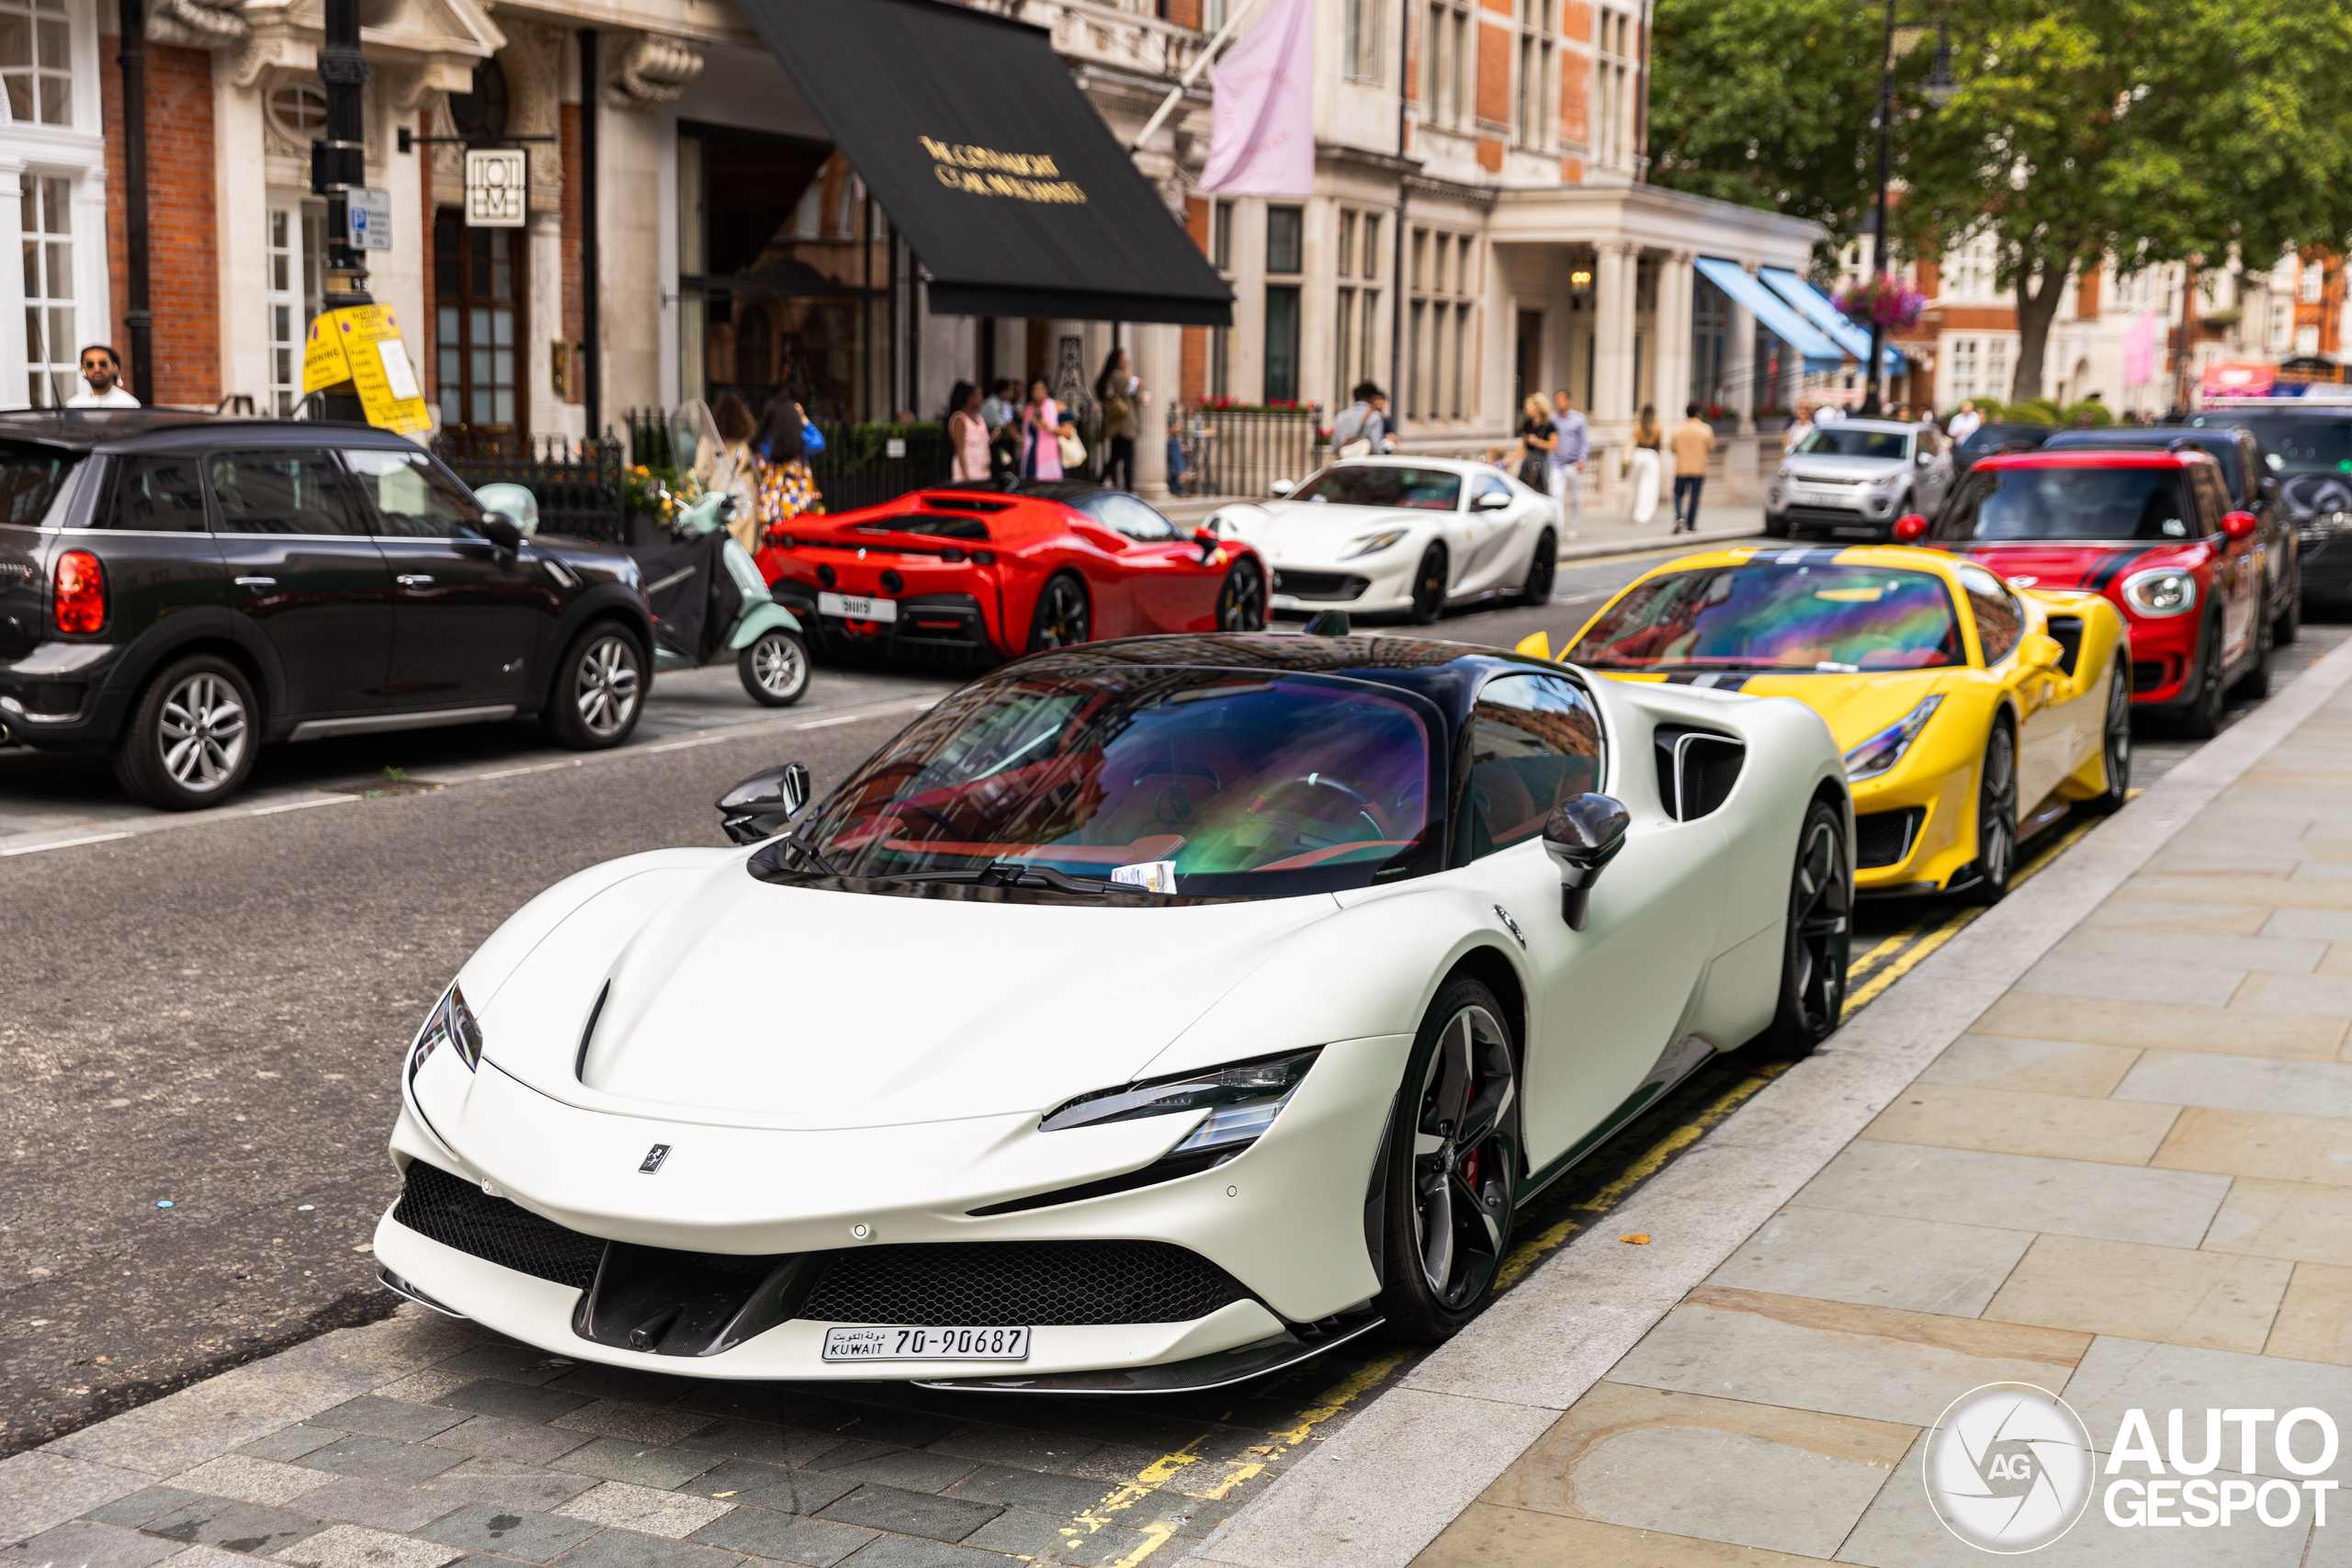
[
  {"x1": 775, "y1": 832, "x2": 844, "y2": 876},
  {"x1": 883, "y1": 862, "x2": 1119, "y2": 894}
]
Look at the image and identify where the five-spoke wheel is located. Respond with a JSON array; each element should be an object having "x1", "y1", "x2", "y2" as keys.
[
  {"x1": 1763, "y1": 796, "x2": 1852, "y2": 1056},
  {"x1": 1025, "y1": 573, "x2": 1091, "y2": 652},
  {"x1": 1966, "y1": 721, "x2": 2018, "y2": 904}
]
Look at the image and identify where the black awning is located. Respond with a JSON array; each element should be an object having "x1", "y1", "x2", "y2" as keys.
[{"x1": 735, "y1": 0, "x2": 1233, "y2": 327}]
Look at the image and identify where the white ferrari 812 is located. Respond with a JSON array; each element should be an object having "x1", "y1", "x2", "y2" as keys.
[{"x1": 377, "y1": 631, "x2": 1851, "y2": 1391}]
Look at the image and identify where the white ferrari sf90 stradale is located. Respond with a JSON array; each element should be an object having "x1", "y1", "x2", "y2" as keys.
[{"x1": 377, "y1": 631, "x2": 1851, "y2": 1392}]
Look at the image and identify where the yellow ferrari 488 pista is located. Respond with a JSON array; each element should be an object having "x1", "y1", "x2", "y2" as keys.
[{"x1": 1545, "y1": 544, "x2": 2132, "y2": 901}]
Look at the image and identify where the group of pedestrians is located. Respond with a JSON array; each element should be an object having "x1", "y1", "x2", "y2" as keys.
[{"x1": 1502, "y1": 392, "x2": 1717, "y2": 536}]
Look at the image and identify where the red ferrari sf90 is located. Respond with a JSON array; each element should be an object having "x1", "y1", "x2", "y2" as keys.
[{"x1": 755, "y1": 482, "x2": 1269, "y2": 663}]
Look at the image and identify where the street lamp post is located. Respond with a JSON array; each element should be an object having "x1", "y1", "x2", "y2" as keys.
[
  {"x1": 310, "y1": 0, "x2": 371, "y2": 421},
  {"x1": 1862, "y1": 7, "x2": 1955, "y2": 415}
]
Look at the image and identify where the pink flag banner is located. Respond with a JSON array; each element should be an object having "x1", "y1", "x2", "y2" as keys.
[
  {"x1": 1200, "y1": 0, "x2": 1314, "y2": 197},
  {"x1": 2123, "y1": 311, "x2": 2156, "y2": 387}
]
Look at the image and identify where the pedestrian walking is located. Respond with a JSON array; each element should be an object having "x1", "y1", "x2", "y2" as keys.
[
  {"x1": 946, "y1": 381, "x2": 989, "y2": 483},
  {"x1": 66, "y1": 344, "x2": 138, "y2": 408},
  {"x1": 1668, "y1": 402, "x2": 1715, "y2": 533},
  {"x1": 980, "y1": 378, "x2": 1016, "y2": 432},
  {"x1": 702, "y1": 390, "x2": 762, "y2": 554},
  {"x1": 750, "y1": 397, "x2": 823, "y2": 541},
  {"x1": 1514, "y1": 394, "x2": 1555, "y2": 489},
  {"x1": 1627, "y1": 404, "x2": 1663, "y2": 526},
  {"x1": 1094, "y1": 348, "x2": 1142, "y2": 491},
  {"x1": 1019, "y1": 376, "x2": 1076, "y2": 481},
  {"x1": 1548, "y1": 389, "x2": 1588, "y2": 540},
  {"x1": 1166, "y1": 412, "x2": 1191, "y2": 497},
  {"x1": 1332, "y1": 381, "x2": 1396, "y2": 457},
  {"x1": 982, "y1": 378, "x2": 1022, "y2": 479}
]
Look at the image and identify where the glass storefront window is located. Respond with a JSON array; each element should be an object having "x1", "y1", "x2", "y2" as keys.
[{"x1": 677, "y1": 125, "x2": 888, "y2": 423}]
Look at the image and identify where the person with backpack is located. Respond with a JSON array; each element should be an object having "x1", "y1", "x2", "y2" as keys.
[{"x1": 1331, "y1": 382, "x2": 1396, "y2": 457}]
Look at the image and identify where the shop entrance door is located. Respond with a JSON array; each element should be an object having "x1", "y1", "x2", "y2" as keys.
[{"x1": 433, "y1": 209, "x2": 526, "y2": 457}]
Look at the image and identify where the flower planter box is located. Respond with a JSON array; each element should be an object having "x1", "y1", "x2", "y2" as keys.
[
  {"x1": 1707, "y1": 418, "x2": 1742, "y2": 437},
  {"x1": 1755, "y1": 414, "x2": 1792, "y2": 434}
]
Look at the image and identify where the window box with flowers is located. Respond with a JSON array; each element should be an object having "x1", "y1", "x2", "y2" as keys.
[{"x1": 1832, "y1": 276, "x2": 1927, "y2": 333}]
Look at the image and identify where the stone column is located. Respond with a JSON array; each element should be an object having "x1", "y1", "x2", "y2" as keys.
[
  {"x1": 1724, "y1": 263, "x2": 1758, "y2": 432},
  {"x1": 1591, "y1": 242, "x2": 1638, "y2": 423},
  {"x1": 1653, "y1": 250, "x2": 1695, "y2": 421},
  {"x1": 0, "y1": 160, "x2": 25, "y2": 395},
  {"x1": 1132, "y1": 321, "x2": 1179, "y2": 499},
  {"x1": 528, "y1": 210, "x2": 573, "y2": 442}
]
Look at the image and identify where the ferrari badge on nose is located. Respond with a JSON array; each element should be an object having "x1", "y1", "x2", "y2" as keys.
[{"x1": 639, "y1": 1144, "x2": 671, "y2": 1174}]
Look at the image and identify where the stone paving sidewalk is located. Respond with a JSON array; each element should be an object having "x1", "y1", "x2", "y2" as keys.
[
  {"x1": 1, "y1": 1307, "x2": 1388, "y2": 1568},
  {"x1": 1410, "y1": 668, "x2": 2352, "y2": 1564}
]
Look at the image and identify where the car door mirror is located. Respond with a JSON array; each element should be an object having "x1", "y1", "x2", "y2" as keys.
[
  {"x1": 480, "y1": 513, "x2": 526, "y2": 552},
  {"x1": 1540, "y1": 793, "x2": 1629, "y2": 931},
  {"x1": 717, "y1": 761, "x2": 810, "y2": 845},
  {"x1": 1893, "y1": 513, "x2": 1929, "y2": 543},
  {"x1": 2222, "y1": 509, "x2": 2258, "y2": 540},
  {"x1": 1475, "y1": 491, "x2": 1512, "y2": 511},
  {"x1": 2018, "y1": 630, "x2": 2064, "y2": 671},
  {"x1": 1192, "y1": 525, "x2": 1220, "y2": 564},
  {"x1": 1270, "y1": 479, "x2": 1295, "y2": 498}
]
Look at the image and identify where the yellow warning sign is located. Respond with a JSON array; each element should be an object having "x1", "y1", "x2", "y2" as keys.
[{"x1": 303, "y1": 305, "x2": 433, "y2": 435}]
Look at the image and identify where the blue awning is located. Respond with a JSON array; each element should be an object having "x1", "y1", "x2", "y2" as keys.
[
  {"x1": 1759, "y1": 268, "x2": 1905, "y2": 372},
  {"x1": 1694, "y1": 257, "x2": 1847, "y2": 373}
]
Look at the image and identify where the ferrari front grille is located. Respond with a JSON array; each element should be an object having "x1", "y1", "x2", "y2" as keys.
[
  {"x1": 1272, "y1": 570, "x2": 1371, "y2": 602},
  {"x1": 390, "y1": 1159, "x2": 605, "y2": 1290},
  {"x1": 797, "y1": 1240, "x2": 1250, "y2": 1327}
]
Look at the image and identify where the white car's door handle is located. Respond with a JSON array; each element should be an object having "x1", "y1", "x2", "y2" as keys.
[
  {"x1": 234, "y1": 576, "x2": 275, "y2": 588},
  {"x1": 396, "y1": 574, "x2": 435, "y2": 587}
]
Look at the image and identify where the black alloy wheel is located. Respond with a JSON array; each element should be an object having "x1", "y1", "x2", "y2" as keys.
[
  {"x1": 545, "y1": 623, "x2": 645, "y2": 750},
  {"x1": 1964, "y1": 720, "x2": 2018, "y2": 905},
  {"x1": 738, "y1": 627, "x2": 810, "y2": 707},
  {"x1": 1024, "y1": 572, "x2": 1091, "y2": 652},
  {"x1": 2276, "y1": 564, "x2": 2302, "y2": 646},
  {"x1": 2232, "y1": 608, "x2": 2274, "y2": 702},
  {"x1": 112, "y1": 652, "x2": 259, "y2": 810},
  {"x1": 1760, "y1": 796, "x2": 1852, "y2": 1058},
  {"x1": 2179, "y1": 614, "x2": 2226, "y2": 739},
  {"x1": 1374, "y1": 976, "x2": 1520, "y2": 1341},
  {"x1": 1516, "y1": 530, "x2": 1558, "y2": 607},
  {"x1": 1216, "y1": 558, "x2": 1268, "y2": 632},
  {"x1": 1408, "y1": 546, "x2": 1448, "y2": 626},
  {"x1": 2081, "y1": 656, "x2": 2133, "y2": 815}
]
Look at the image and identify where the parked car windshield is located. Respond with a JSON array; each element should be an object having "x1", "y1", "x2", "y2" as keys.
[
  {"x1": 1939, "y1": 466, "x2": 2195, "y2": 541},
  {"x1": 1570, "y1": 564, "x2": 1963, "y2": 673},
  {"x1": 2194, "y1": 415, "x2": 2352, "y2": 478},
  {"x1": 1288, "y1": 466, "x2": 1463, "y2": 511},
  {"x1": 787, "y1": 665, "x2": 1437, "y2": 897},
  {"x1": 0, "y1": 441, "x2": 85, "y2": 527},
  {"x1": 1793, "y1": 428, "x2": 1909, "y2": 461}
]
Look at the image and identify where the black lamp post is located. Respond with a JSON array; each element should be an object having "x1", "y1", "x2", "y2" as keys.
[
  {"x1": 1862, "y1": 7, "x2": 1956, "y2": 415},
  {"x1": 310, "y1": 0, "x2": 371, "y2": 419}
]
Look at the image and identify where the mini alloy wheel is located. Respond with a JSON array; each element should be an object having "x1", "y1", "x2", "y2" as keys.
[
  {"x1": 1408, "y1": 546, "x2": 1447, "y2": 625},
  {"x1": 1025, "y1": 573, "x2": 1091, "y2": 652},
  {"x1": 1965, "y1": 722, "x2": 2018, "y2": 904},
  {"x1": 2083, "y1": 657, "x2": 2132, "y2": 814},
  {"x1": 1375, "y1": 977, "x2": 1519, "y2": 1340},
  {"x1": 1216, "y1": 558, "x2": 1267, "y2": 631},
  {"x1": 113, "y1": 653, "x2": 259, "y2": 809},
  {"x1": 739, "y1": 627, "x2": 810, "y2": 707},
  {"x1": 2180, "y1": 615, "x2": 2226, "y2": 739},
  {"x1": 545, "y1": 625, "x2": 645, "y2": 750}
]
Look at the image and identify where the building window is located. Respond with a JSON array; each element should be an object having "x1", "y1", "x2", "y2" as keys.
[
  {"x1": 1407, "y1": 231, "x2": 1474, "y2": 423},
  {"x1": 1336, "y1": 286, "x2": 1356, "y2": 400},
  {"x1": 1337, "y1": 209, "x2": 1356, "y2": 277},
  {"x1": 266, "y1": 207, "x2": 305, "y2": 416},
  {"x1": 1453, "y1": 301, "x2": 1472, "y2": 418},
  {"x1": 434, "y1": 208, "x2": 524, "y2": 456},
  {"x1": 1344, "y1": 0, "x2": 1382, "y2": 83},
  {"x1": 0, "y1": 0, "x2": 71, "y2": 127},
  {"x1": 1593, "y1": 6, "x2": 1633, "y2": 167},
  {"x1": 20, "y1": 173, "x2": 74, "y2": 404},
  {"x1": 1424, "y1": 1, "x2": 1470, "y2": 130},
  {"x1": 1266, "y1": 206, "x2": 1303, "y2": 275},
  {"x1": 1363, "y1": 213, "x2": 1382, "y2": 280},
  {"x1": 267, "y1": 83, "x2": 327, "y2": 137},
  {"x1": 1212, "y1": 199, "x2": 1234, "y2": 271},
  {"x1": 1407, "y1": 299, "x2": 1425, "y2": 417},
  {"x1": 1516, "y1": 0, "x2": 1555, "y2": 150},
  {"x1": 1265, "y1": 284, "x2": 1301, "y2": 402},
  {"x1": 1212, "y1": 327, "x2": 1231, "y2": 398}
]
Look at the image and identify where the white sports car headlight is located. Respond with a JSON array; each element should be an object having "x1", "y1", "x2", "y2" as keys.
[
  {"x1": 1843, "y1": 694, "x2": 1944, "y2": 782},
  {"x1": 409, "y1": 981, "x2": 483, "y2": 1081},
  {"x1": 1042, "y1": 1048, "x2": 1320, "y2": 1157},
  {"x1": 2121, "y1": 567, "x2": 2197, "y2": 617},
  {"x1": 1340, "y1": 530, "x2": 1409, "y2": 560}
]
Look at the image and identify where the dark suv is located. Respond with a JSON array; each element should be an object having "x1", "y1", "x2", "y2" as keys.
[
  {"x1": 0, "y1": 411, "x2": 654, "y2": 809},
  {"x1": 2187, "y1": 406, "x2": 2352, "y2": 611}
]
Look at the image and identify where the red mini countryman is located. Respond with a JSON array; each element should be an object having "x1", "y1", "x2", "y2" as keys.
[
  {"x1": 757, "y1": 483, "x2": 1268, "y2": 664},
  {"x1": 1905, "y1": 448, "x2": 2271, "y2": 737}
]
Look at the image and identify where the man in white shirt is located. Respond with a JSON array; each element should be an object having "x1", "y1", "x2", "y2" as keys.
[
  {"x1": 65, "y1": 345, "x2": 139, "y2": 408},
  {"x1": 1947, "y1": 399, "x2": 1984, "y2": 444}
]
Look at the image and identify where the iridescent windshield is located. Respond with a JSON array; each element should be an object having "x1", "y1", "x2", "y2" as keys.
[
  {"x1": 786, "y1": 666, "x2": 1438, "y2": 897},
  {"x1": 1570, "y1": 564, "x2": 1963, "y2": 673}
]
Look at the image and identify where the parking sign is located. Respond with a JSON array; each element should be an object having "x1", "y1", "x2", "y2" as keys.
[{"x1": 347, "y1": 186, "x2": 391, "y2": 251}]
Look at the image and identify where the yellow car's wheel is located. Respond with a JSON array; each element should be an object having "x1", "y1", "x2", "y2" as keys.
[{"x1": 1964, "y1": 721, "x2": 2018, "y2": 905}]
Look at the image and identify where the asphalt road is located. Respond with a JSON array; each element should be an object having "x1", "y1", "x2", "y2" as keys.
[{"x1": 4, "y1": 540, "x2": 2341, "y2": 1458}]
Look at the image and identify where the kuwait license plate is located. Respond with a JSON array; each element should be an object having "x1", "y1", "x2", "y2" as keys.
[
  {"x1": 819, "y1": 592, "x2": 898, "y2": 623},
  {"x1": 821, "y1": 1325, "x2": 1031, "y2": 1361}
]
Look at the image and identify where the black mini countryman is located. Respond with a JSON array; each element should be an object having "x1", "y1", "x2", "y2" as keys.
[{"x1": 0, "y1": 411, "x2": 655, "y2": 808}]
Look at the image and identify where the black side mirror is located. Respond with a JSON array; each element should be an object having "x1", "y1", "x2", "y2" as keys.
[
  {"x1": 1541, "y1": 794, "x2": 1630, "y2": 930},
  {"x1": 1193, "y1": 525, "x2": 1218, "y2": 564},
  {"x1": 718, "y1": 761, "x2": 811, "y2": 846},
  {"x1": 481, "y1": 513, "x2": 526, "y2": 552}
]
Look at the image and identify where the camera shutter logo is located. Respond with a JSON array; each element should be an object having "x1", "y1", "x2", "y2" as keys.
[
  {"x1": 1923, "y1": 1382, "x2": 2094, "y2": 1552},
  {"x1": 465, "y1": 148, "x2": 527, "y2": 228}
]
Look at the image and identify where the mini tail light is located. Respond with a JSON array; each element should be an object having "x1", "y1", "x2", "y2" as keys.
[{"x1": 54, "y1": 549, "x2": 104, "y2": 634}]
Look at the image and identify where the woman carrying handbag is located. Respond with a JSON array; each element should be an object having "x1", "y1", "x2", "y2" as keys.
[
  {"x1": 1021, "y1": 377, "x2": 1079, "y2": 481},
  {"x1": 1515, "y1": 394, "x2": 1555, "y2": 490},
  {"x1": 1627, "y1": 404, "x2": 1663, "y2": 526}
]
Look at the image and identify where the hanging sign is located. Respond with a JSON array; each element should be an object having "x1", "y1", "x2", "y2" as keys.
[
  {"x1": 347, "y1": 186, "x2": 393, "y2": 251},
  {"x1": 464, "y1": 148, "x2": 528, "y2": 227},
  {"x1": 302, "y1": 304, "x2": 434, "y2": 434}
]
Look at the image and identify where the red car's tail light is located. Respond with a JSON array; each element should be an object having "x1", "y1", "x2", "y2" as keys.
[
  {"x1": 942, "y1": 547, "x2": 967, "y2": 563},
  {"x1": 54, "y1": 549, "x2": 105, "y2": 633},
  {"x1": 974, "y1": 550, "x2": 999, "y2": 565}
]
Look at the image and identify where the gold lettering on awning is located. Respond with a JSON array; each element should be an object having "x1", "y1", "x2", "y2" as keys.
[{"x1": 920, "y1": 136, "x2": 1088, "y2": 204}]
